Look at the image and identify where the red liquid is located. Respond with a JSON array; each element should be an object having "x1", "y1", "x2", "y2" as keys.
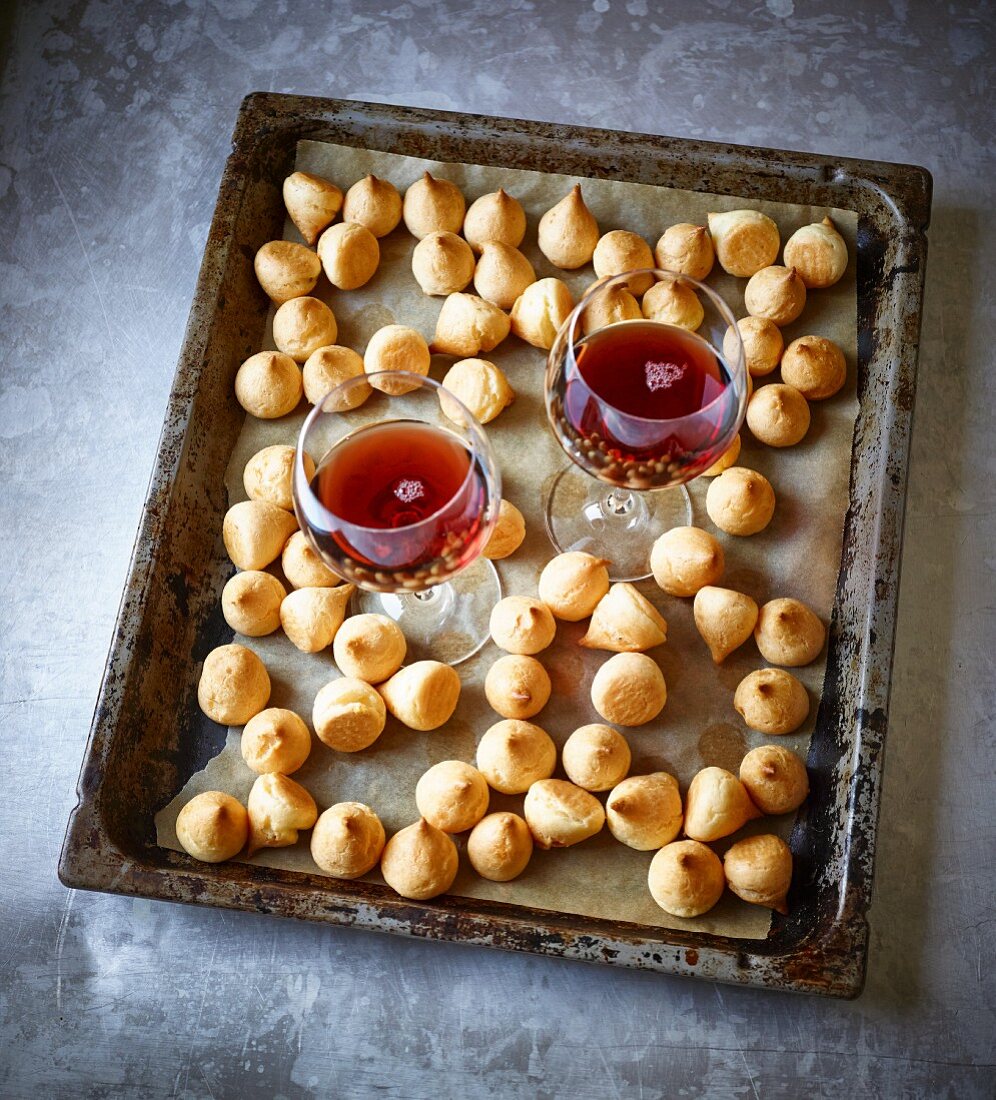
[
  {"x1": 315, "y1": 420, "x2": 472, "y2": 528},
  {"x1": 304, "y1": 420, "x2": 488, "y2": 582},
  {"x1": 576, "y1": 320, "x2": 727, "y2": 418},
  {"x1": 557, "y1": 320, "x2": 738, "y2": 484}
]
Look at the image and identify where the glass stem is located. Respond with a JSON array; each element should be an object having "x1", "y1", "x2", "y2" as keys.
[{"x1": 603, "y1": 488, "x2": 637, "y2": 517}]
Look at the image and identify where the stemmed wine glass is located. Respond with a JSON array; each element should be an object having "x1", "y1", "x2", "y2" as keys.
[
  {"x1": 294, "y1": 371, "x2": 502, "y2": 665},
  {"x1": 544, "y1": 269, "x2": 748, "y2": 581}
]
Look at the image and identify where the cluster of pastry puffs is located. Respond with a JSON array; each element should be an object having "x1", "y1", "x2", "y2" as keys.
[
  {"x1": 184, "y1": 165, "x2": 851, "y2": 920},
  {"x1": 238, "y1": 164, "x2": 849, "y2": 488},
  {"x1": 448, "y1": 544, "x2": 814, "y2": 917},
  {"x1": 185, "y1": 503, "x2": 817, "y2": 919},
  {"x1": 707, "y1": 210, "x2": 849, "y2": 458}
]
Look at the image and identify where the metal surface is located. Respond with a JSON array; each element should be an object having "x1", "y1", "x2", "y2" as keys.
[
  {"x1": 3, "y1": 2, "x2": 993, "y2": 1095},
  {"x1": 57, "y1": 92, "x2": 930, "y2": 998}
]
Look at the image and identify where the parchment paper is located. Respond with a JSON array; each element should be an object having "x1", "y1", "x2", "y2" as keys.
[{"x1": 156, "y1": 139, "x2": 858, "y2": 938}]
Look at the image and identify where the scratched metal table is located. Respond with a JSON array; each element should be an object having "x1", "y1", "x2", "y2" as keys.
[{"x1": 1, "y1": 1, "x2": 993, "y2": 1097}]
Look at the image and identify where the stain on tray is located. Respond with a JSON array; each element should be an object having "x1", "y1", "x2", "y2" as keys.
[{"x1": 697, "y1": 722, "x2": 748, "y2": 773}]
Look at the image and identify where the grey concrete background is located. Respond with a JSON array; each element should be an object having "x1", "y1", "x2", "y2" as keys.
[{"x1": 1, "y1": 0, "x2": 993, "y2": 1096}]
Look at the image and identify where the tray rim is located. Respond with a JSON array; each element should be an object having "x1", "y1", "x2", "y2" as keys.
[{"x1": 59, "y1": 91, "x2": 932, "y2": 998}]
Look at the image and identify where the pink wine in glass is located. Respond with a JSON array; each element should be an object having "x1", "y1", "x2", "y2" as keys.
[
  {"x1": 555, "y1": 319, "x2": 740, "y2": 488},
  {"x1": 302, "y1": 419, "x2": 489, "y2": 587}
]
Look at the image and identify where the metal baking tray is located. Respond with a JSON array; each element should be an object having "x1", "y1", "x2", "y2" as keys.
[{"x1": 59, "y1": 92, "x2": 931, "y2": 997}]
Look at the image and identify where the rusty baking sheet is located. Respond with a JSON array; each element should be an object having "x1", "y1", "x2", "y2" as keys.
[{"x1": 59, "y1": 93, "x2": 931, "y2": 997}]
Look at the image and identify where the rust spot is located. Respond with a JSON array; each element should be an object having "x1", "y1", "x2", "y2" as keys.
[{"x1": 893, "y1": 371, "x2": 916, "y2": 412}]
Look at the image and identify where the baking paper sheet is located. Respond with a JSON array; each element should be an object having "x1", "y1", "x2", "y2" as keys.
[{"x1": 156, "y1": 139, "x2": 858, "y2": 939}]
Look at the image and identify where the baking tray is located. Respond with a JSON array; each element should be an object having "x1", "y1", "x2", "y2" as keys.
[{"x1": 59, "y1": 92, "x2": 931, "y2": 997}]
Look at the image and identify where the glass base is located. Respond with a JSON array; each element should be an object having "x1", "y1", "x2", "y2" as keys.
[
  {"x1": 544, "y1": 465, "x2": 693, "y2": 582},
  {"x1": 352, "y1": 556, "x2": 502, "y2": 666}
]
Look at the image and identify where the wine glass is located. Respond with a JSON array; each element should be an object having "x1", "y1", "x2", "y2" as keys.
[
  {"x1": 293, "y1": 371, "x2": 502, "y2": 665},
  {"x1": 544, "y1": 269, "x2": 748, "y2": 581}
]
